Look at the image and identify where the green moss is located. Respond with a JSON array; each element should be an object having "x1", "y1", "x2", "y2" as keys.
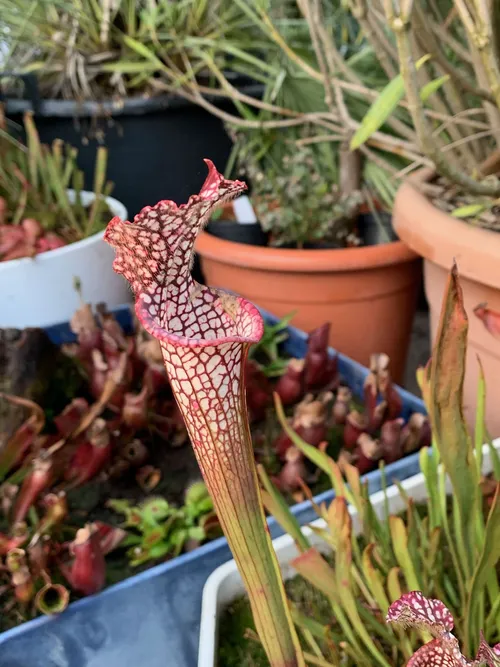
[
  {"x1": 218, "y1": 594, "x2": 264, "y2": 667},
  {"x1": 218, "y1": 574, "x2": 332, "y2": 666}
]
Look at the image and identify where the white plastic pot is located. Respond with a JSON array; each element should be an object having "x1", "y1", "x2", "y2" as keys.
[
  {"x1": 198, "y1": 439, "x2": 500, "y2": 667},
  {"x1": 0, "y1": 191, "x2": 130, "y2": 328}
]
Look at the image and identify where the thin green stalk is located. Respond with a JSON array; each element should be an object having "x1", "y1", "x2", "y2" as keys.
[
  {"x1": 86, "y1": 147, "x2": 108, "y2": 237},
  {"x1": 438, "y1": 469, "x2": 467, "y2": 606},
  {"x1": 24, "y1": 112, "x2": 40, "y2": 191},
  {"x1": 388, "y1": 5, "x2": 500, "y2": 196}
]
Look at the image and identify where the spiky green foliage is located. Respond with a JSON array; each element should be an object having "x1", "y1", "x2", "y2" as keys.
[
  {"x1": 248, "y1": 313, "x2": 294, "y2": 377},
  {"x1": 1, "y1": 0, "x2": 255, "y2": 99},
  {"x1": 0, "y1": 111, "x2": 112, "y2": 240},
  {"x1": 107, "y1": 484, "x2": 220, "y2": 566},
  {"x1": 257, "y1": 264, "x2": 500, "y2": 665}
]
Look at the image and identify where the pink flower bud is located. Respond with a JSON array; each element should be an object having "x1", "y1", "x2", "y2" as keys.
[
  {"x1": 70, "y1": 303, "x2": 102, "y2": 360},
  {"x1": 12, "y1": 457, "x2": 53, "y2": 525},
  {"x1": 144, "y1": 363, "x2": 168, "y2": 394},
  {"x1": 0, "y1": 525, "x2": 28, "y2": 556},
  {"x1": 343, "y1": 411, "x2": 369, "y2": 450},
  {"x1": 278, "y1": 447, "x2": 306, "y2": 492},
  {"x1": 274, "y1": 359, "x2": 305, "y2": 406},
  {"x1": 332, "y1": 386, "x2": 352, "y2": 425},
  {"x1": 36, "y1": 232, "x2": 66, "y2": 253},
  {"x1": 0, "y1": 197, "x2": 6, "y2": 225},
  {"x1": 363, "y1": 372, "x2": 378, "y2": 429},
  {"x1": 296, "y1": 422, "x2": 326, "y2": 448},
  {"x1": 63, "y1": 524, "x2": 106, "y2": 596},
  {"x1": 355, "y1": 433, "x2": 382, "y2": 475},
  {"x1": 65, "y1": 419, "x2": 111, "y2": 487},
  {"x1": 380, "y1": 418, "x2": 405, "y2": 464},
  {"x1": 93, "y1": 521, "x2": 127, "y2": 555},
  {"x1": 28, "y1": 540, "x2": 49, "y2": 579},
  {"x1": 245, "y1": 359, "x2": 271, "y2": 421},
  {"x1": 0, "y1": 225, "x2": 33, "y2": 260},
  {"x1": 274, "y1": 430, "x2": 294, "y2": 460},
  {"x1": 308, "y1": 322, "x2": 329, "y2": 353},
  {"x1": 12, "y1": 567, "x2": 35, "y2": 604},
  {"x1": 401, "y1": 413, "x2": 431, "y2": 454},
  {"x1": 37, "y1": 492, "x2": 68, "y2": 535},
  {"x1": 122, "y1": 385, "x2": 149, "y2": 429},
  {"x1": 21, "y1": 218, "x2": 42, "y2": 244},
  {"x1": 474, "y1": 302, "x2": 500, "y2": 339},
  {"x1": 54, "y1": 398, "x2": 89, "y2": 436}
]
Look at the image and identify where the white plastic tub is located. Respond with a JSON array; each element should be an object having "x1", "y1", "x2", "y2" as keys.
[
  {"x1": 0, "y1": 191, "x2": 130, "y2": 328},
  {"x1": 198, "y1": 439, "x2": 500, "y2": 667}
]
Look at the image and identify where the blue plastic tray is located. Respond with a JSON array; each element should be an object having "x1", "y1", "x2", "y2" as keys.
[{"x1": 0, "y1": 306, "x2": 425, "y2": 667}]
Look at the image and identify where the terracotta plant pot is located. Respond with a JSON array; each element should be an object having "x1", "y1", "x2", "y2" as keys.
[
  {"x1": 393, "y1": 180, "x2": 500, "y2": 434},
  {"x1": 196, "y1": 232, "x2": 421, "y2": 384}
]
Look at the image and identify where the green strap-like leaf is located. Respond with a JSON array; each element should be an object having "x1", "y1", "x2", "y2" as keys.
[
  {"x1": 350, "y1": 55, "x2": 431, "y2": 149},
  {"x1": 362, "y1": 544, "x2": 390, "y2": 615},
  {"x1": 465, "y1": 485, "x2": 500, "y2": 642},
  {"x1": 451, "y1": 203, "x2": 488, "y2": 218},
  {"x1": 258, "y1": 464, "x2": 310, "y2": 553},
  {"x1": 389, "y1": 516, "x2": 422, "y2": 592},
  {"x1": 429, "y1": 263, "x2": 478, "y2": 576},
  {"x1": 273, "y1": 394, "x2": 347, "y2": 496},
  {"x1": 420, "y1": 75, "x2": 450, "y2": 102}
]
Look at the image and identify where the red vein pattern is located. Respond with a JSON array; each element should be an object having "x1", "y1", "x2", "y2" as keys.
[
  {"x1": 387, "y1": 591, "x2": 455, "y2": 637},
  {"x1": 407, "y1": 638, "x2": 469, "y2": 667},
  {"x1": 387, "y1": 593, "x2": 500, "y2": 667},
  {"x1": 104, "y1": 161, "x2": 302, "y2": 667},
  {"x1": 105, "y1": 160, "x2": 263, "y2": 478},
  {"x1": 476, "y1": 634, "x2": 500, "y2": 666}
]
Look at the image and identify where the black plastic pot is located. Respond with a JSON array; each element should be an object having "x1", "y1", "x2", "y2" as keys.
[
  {"x1": 357, "y1": 210, "x2": 397, "y2": 245},
  {"x1": 205, "y1": 220, "x2": 268, "y2": 246},
  {"x1": 3, "y1": 77, "x2": 262, "y2": 217},
  {"x1": 196, "y1": 220, "x2": 267, "y2": 285}
]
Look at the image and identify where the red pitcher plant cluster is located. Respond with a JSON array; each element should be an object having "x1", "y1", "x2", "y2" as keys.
[
  {"x1": 0, "y1": 206, "x2": 66, "y2": 261},
  {"x1": 387, "y1": 592, "x2": 500, "y2": 666},
  {"x1": 272, "y1": 342, "x2": 429, "y2": 492},
  {"x1": 0, "y1": 299, "x2": 221, "y2": 618},
  {"x1": 0, "y1": 390, "x2": 129, "y2": 614}
]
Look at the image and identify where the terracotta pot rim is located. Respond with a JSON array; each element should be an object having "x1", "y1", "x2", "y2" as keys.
[
  {"x1": 393, "y1": 180, "x2": 500, "y2": 290},
  {"x1": 196, "y1": 231, "x2": 418, "y2": 273}
]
